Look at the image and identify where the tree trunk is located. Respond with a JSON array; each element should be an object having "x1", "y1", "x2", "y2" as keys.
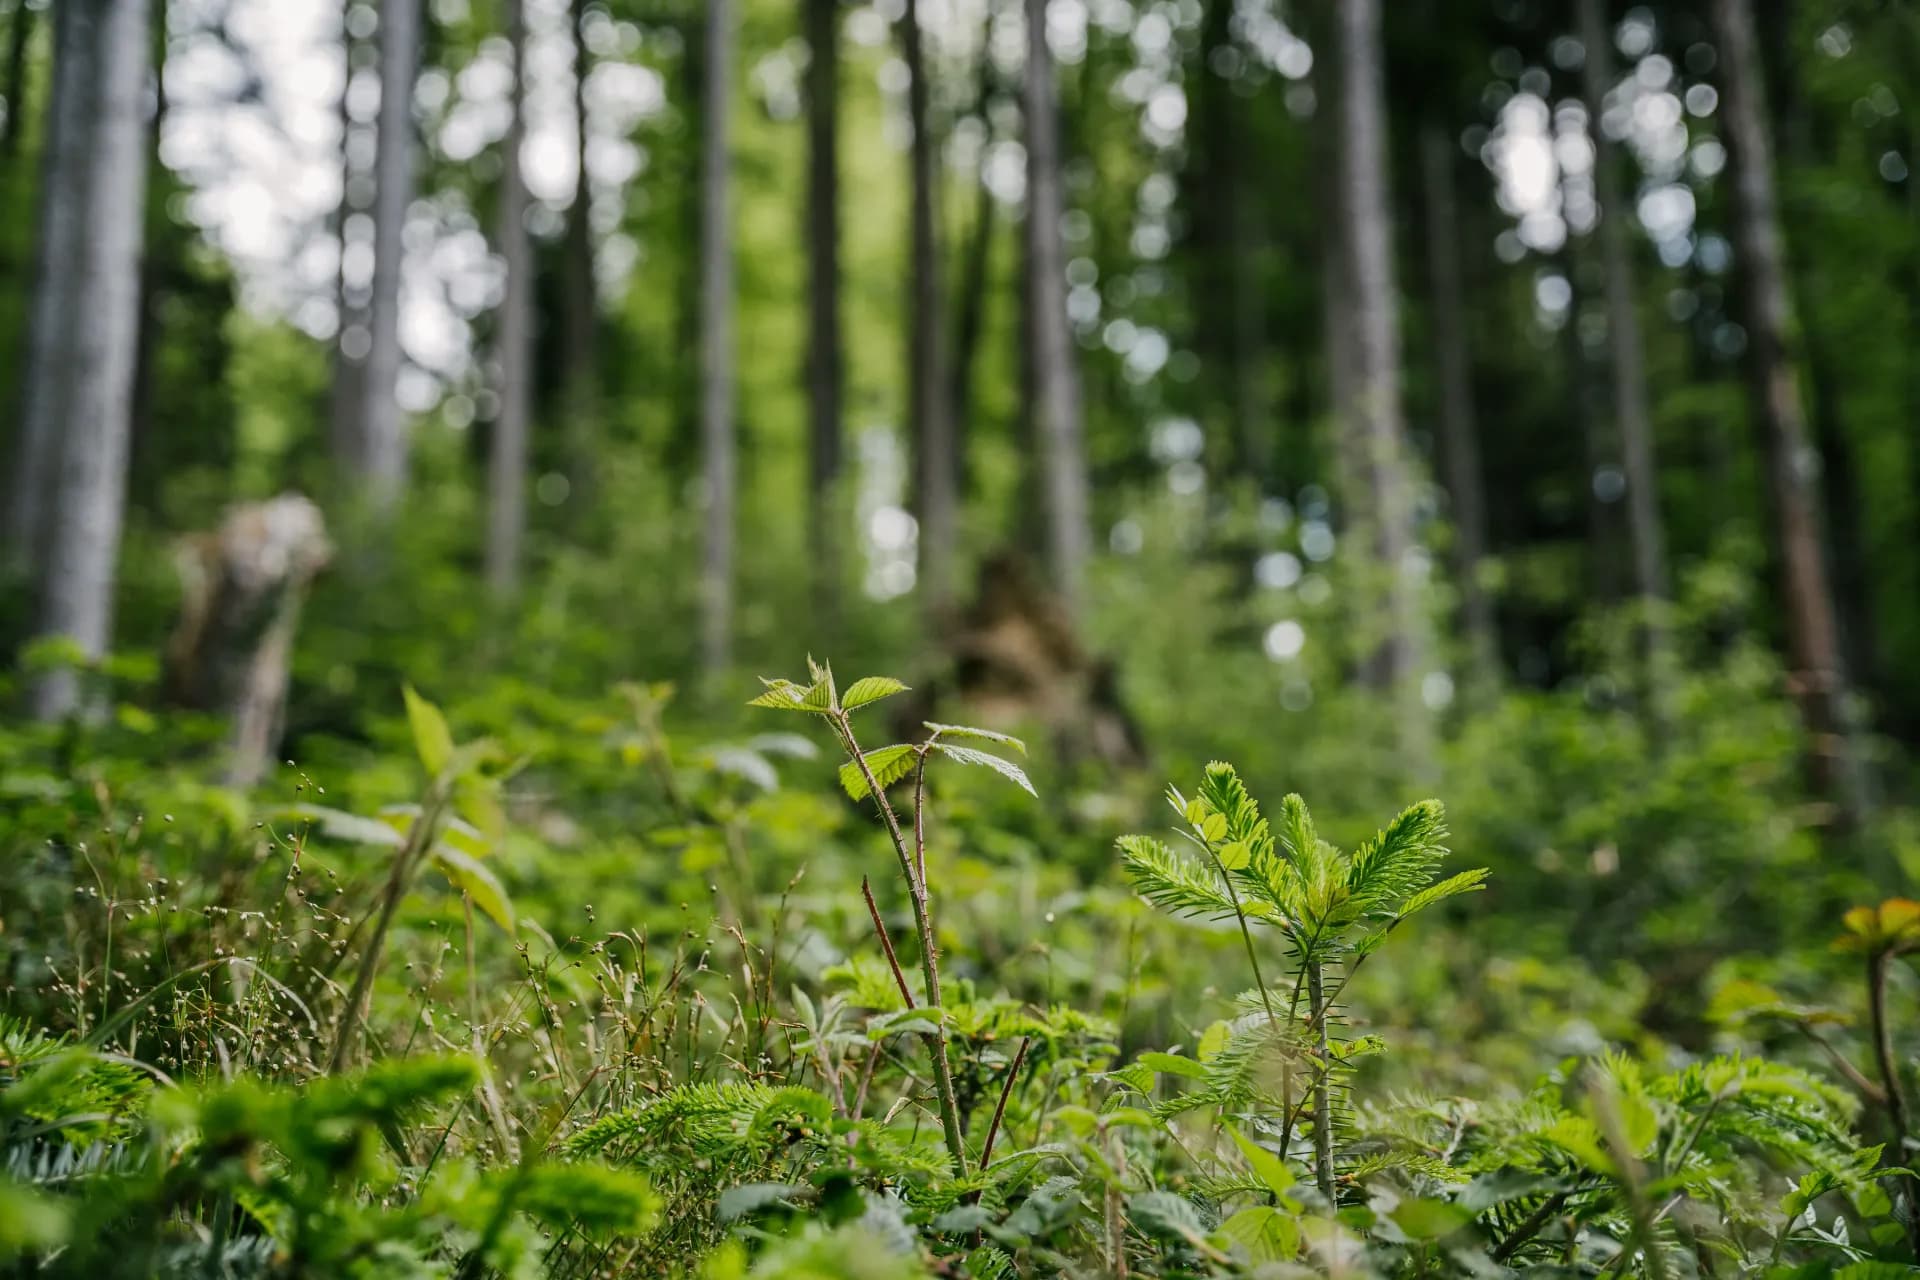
[
  {"x1": 28, "y1": 0, "x2": 151, "y2": 721},
  {"x1": 1578, "y1": 0, "x2": 1670, "y2": 660},
  {"x1": 1, "y1": 0, "x2": 32, "y2": 158},
  {"x1": 7, "y1": 0, "x2": 96, "y2": 575},
  {"x1": 561, "y1": 0, "x2": 597, "y2": 505},
  {"x1": 904, "y1": 0, "x2": 957, "y2": 618},
  {"x1": 165, "y1": 495, "x2": 331, "y2": 786},
  {"x1": 949, "y1": 24, "x2": 996, "y2": 493},
  {"x1": 348, "y1": 0, "x2": 420, "y2": 511},
  {"x1": 485, "y1": 0, "x2": 532, "y2": 597},
  {"x1": 1418, "y1": 122, "x2": 1498, "y2": 691},
  {"x1": 1023, "y1": 0, "x2": 1090, "y2": 617},
  {"x1": 1711, "y1": 0, "x2": 1867, "y2": 827},
  {"x1": 803, "y1": 0, "x2": 843, "y2": 629},
  {"x1": 699, "y1": 0, "x2": 736, "y2": 672},
  {"x1": 329, "y1": 11, "x2": 369, "y2": 498},
  {"x1": 1333, "y1": 0, "x2": 1426, "y2": 730}
]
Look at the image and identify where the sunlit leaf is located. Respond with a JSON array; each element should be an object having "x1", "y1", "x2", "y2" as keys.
[
  {"x1": 841, "y1": 676, "x2": 909, "y2": 712},
  {"x1": 431, "y1": 846, "x2": 515, "y2": 932},
  {"x1": 403, "y1": 683, "x2": 456, "y2": 776},
  {"x1": 930, "y1": 742, "x2": 1035, "y2": 797}
]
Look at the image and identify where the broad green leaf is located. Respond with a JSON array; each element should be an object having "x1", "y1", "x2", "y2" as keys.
[
  {"x1": 431, "y1": 846, "x2": 515, "y2": 932},
  {"x1": 1137, "y1": 1051, "x2": 1207, "y2": 1080},
  {"x1": 1197, "y1": 1020, "x2": 1232, "y2": 1061},
  {"x1": 924, "y1": 722, "x2": 1027, "y2": 754},
  {"x1": 746, "y1": 679, "x2": 815, "y2": 711},
  {"x1": 282, "y1": 803, "x2": 406, "y2": 848},
  {"x1": 930, "y1": 742, "x2": 1036, "y2": 797},
  {"x1": 841, "y1": 676, "x2": 910, "y2": 711},
  {"x1": 403, "y1": 684, "x2": 456, "y2": 776},
  {"x1": 1390, "y1": 1198, "x2": 1471, "y2": 1241},
  {"x1": 838, "y1": 745, "x2": 920, "y2": 801},
  {"x1": 1217, "y1": 1206, "x2": 1297, "y2": 1262},
  {"x1": 1229, "y1": 1126, "x2": 1297, "y2": 1199}
]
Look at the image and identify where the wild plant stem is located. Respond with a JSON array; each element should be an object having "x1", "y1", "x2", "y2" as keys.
[
  {"x1": 1306, "y1": 959, "x2": 1335, "y2": 1203},
  {"x1": 1866, "y1": 950, "x2": 1920, "y2": 1255},
  {"x1": 835, "y1": 713, "x2": 969, "y2": 1176},
  {"x1": 860, "y1": 875, "x2": 916, "y2": 1008},
  {"x1": 981, "y1": 1035, "x2": 1031, "y2": 1169}
]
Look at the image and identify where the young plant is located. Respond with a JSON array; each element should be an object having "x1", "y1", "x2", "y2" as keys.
[
  {"x1": 1120, "y1": 763, "x2": 1487, "y2": 1201},
  {"x1": 751, "y1": 658, "x2": 1034, "y2": 1176}
]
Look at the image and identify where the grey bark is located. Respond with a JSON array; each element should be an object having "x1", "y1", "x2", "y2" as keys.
[
  {"x1": 1333, "y1": 0, "x2": 1426, "y2": 714},
  {"x1": 1711, "y1": 0, "x2": 1867, "y2": 827},
  {"x1": 904, "y1": 0, "x2": 957, "y2": 617},
  {"x1": 1578, "y1": 0, "x2": 1670, "y2": 633},
  {"x1": 699, "y1": 0, "x2": 736, "y2": 672},
  {"x1": 28, "y1": 0, "x2": 152, "y2": 720},
  {"x1": 348, "y1": 0, "x2": 420, "y2": 510},
  {"x1": 2, "y1": 0, "x2": 31, "y2": 157},
  {"x1": 803, "y1": 0, "x2": 842, "y2": 627},
  {"x1": 1023, "y1": 0, "x2": 1090, "y2": 616},
  {"x1": 1418, "y1": 122, "x2": 1498, "y2": 690},
  {"x1": 329, "y1": 16, "x2": 369, "y2": 496},
  {"x1": 8, "y1": 0, "x2": 96, "y2": 575},
  {"x1": 485, "y1": 0, "x2": 532, "y2": 596}
]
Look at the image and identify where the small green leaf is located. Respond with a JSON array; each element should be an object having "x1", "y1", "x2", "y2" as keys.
[
  {"x1": 1216, "y1": 840, "x2": 1251, "y2": 870},
  {"x1": 432, "y1": 846, "x2": 515, "y2": 932},
  {"x1": 1197, "y1": 1021, "x2": 1232, "y2": 1061},
  {"x1": 747, "y1": 679, "x2": 815, "y2": 711},
  {"x1": 403, "y1": 684, "x2": 456, "y2": 776},
  {"x1": 1229, "y1": 1127, "x2": 1297, "y2": 1200},
  {"x1": 930, "y1": 742, "x2": 1036, "y2": 797},
  {"x1": 841, "y1": 676, "x2": 910, "y2": 711},
  {"x1": 924, "y1": 722, "x2": 1027, "y2": 754},
  {"x1": 1390, "y1": 1198, "x2": 1471, "y2": 1241},
  {"x1": 1200, "y1": 813, "x2": 1229, "y2": 843},
  {"x1": 1137, "y1": 1051, "x2": 1207, "y2": 1080},
  {"x1": 838, "y1": 745, "x2": 920, "y2": 801},
  {"x1": 1217, "y1": 1206, "x2": 1297, "y2": 1262}
]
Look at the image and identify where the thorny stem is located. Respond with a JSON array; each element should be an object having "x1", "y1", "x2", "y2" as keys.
[
  {"x1": 861, "y1": 876, "x2": 916, "y2": 1008},
  {"x1": 981, "y1": 1035, "x2": 1032, "y2": 1169},
  {"x1": 1305, "y1": 960, "x2": 1336, "y2": 1203},
  {"x1": 1867, "y1": 950, "x2": 1920, "y2": 1255},
  {"x1": 834, "y1": 711, "x2": 969, "y2": 1176}
]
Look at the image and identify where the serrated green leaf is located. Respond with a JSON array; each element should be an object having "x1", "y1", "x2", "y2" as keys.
[
  {"x1": 931, "y1": 742, "x2": 1036, "y2": 796},
  {"x1": 432, "y1": 846, "x2": 515, "y2": 932},
  {"x1": 838, "y1": 745, "x2": 919, "y2": 801},
  {"x1": 841, "y1": 676, "x2": 910, "y2": 711},
  {"x1": 746, "y1": 678, "x2": 815, "y2": 711},
  {"x1": 924, "y1": 722, "x2": 1027, "y2": 754},
  {"x1": 403, "y1": 684, "x2": 456, "y2": 776},
  {"x1": 1217, "y1": 1206, "x2": 1297, "y2": 1262}
]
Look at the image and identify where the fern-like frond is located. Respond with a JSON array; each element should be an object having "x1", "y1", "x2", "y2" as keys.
[
  {"x1": 1120, "y1": 835, "x2": 1238, "y2": 921},
  {"x1": 1346, "y1": 799, "x2": 1449, "y2": 915}
]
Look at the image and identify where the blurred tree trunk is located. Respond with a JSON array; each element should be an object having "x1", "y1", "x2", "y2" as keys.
[
  {"x1": 1023, "y1": 0, "x2": 1090, "y2": 617},
  {"x1": 1189, "y1": 0, "x2": 1263, "y2": 480},
  {"x1": 485, "y1": 0, "x2": 532, "y2": 597},
  {"x1": 1, "y1": 0, "x2": 31, "y2": 158},
  {"x1": 342, "y1": 0, "x2": 420, "y2": 512},
  {"x1": 127, "y1": 0, "x2": 168, "y2": 510},
  {"x1": 329, "y1": 13, "x2": 368, "y2": 497},
  {"x1": 1711, "y1": 0, "x2": 1867, "y2": 827},
  {"x1": 904, "y1": 0, "x2": 956, "y2": 618},
  {"x1": 1332, "y1": 0, "x2": 1426, "y2": 734},
  {"x1": 1418, "y1": 121, "x2": 1498, "y2": 691},
  {"x1": 27, "y1": 0, "x2": 152, "y2": 720},
  {"x1": 561, "y1": 0, "x2": 598, "y2": 506},
  {"x1": 699, "y1": 0, "x2": 736, "y2": 672},
  {"x1": 949, "y1": 7, "x2": 997, "y2": 497},
  {"x1": 1577, "y1": 0, "x2": 1670, "y2": 665},
  {"x1": 803, "y1": 0, "x2": 843, "y2": 629},
  {"x1": 7, "y1": 0, "x2": 94, "y2": 575}
]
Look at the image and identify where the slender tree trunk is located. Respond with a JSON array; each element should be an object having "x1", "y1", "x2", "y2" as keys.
[
  {"x1": 1711, "y1": 0, "x2": 1867, "y2": 828},
  {"x1": 1333, "y1": 0, "x2": 1426, "y2": 732},
  {"x1": 561, "y1": 0, "x2": 597, "y2": 504},
  {"x1": 127, "y1": 0, "x2": 168, "y2": 511},
  {"x1": 1, "y1": 0, "x2": 31, "y2": 158},
  {"x1": 350, "y1": 0, "x2": 420, "y2": 511},
  {"x1": 699, "y1": 0, "x2": 736, "y2": 672},
  {"x1": 1419, "y1": 122, "x2": 1497, "y2": 690},
  {"x1": 1190, "y1": 0, "x2": 1262, "y2": 479},
  {"x1": 949, "y1": 24, "x2": 996, "y2": 493},
  {"x1": 329, "y1": 13, "x2": 369, "y2": 492},
  {"x1": 485, "y1": 0, "x2": 532, "y2": 596},
  {"x1": 1578, "y1": 0, "x2": 1670, "y2": 658},
  {"x1": 1023, "y1": 0, "x2": 1090, "y2": 616},
  {"x1": 29, "y1": 0, "x2": 152, "y2": 720},
  {"x1": 904, "y1": 0, "x2": 957, "y2": 617},
  {"x1": 803, "y1": 0, "x2": 843, "y2": 629},
  {"x1": 7, "y1": 0, "x2": 93, "y2": 576}
]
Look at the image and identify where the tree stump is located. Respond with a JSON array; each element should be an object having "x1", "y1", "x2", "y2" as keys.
[{"x1": 164, "y1": 494, "x2": 331, "y2": 786}]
